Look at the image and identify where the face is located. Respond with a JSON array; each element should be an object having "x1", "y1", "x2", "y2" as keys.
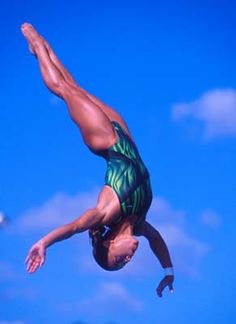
[{"x1": 107, "y1": 237, "x2": 139, "y2": 270}]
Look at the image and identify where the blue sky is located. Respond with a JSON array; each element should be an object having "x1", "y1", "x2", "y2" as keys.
[{"x1": 1, "y1": 0, "x2": 236, "y2": 323}]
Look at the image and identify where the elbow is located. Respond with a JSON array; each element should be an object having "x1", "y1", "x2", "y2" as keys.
[{"x1": 69, "y1": 222, "x2": 79, "y2": 235}]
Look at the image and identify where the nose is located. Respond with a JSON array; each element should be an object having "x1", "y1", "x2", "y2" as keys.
[{"x1": 125, "y1": 255, "x2": 131, "y2": 263}]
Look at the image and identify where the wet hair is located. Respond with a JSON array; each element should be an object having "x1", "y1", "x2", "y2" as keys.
[
  {"x1": 89, "y1": 227, "x2": 113, "y2": 271},
  {"x1": 93, "y1": 240, "x2": 111, "y2": 271}
]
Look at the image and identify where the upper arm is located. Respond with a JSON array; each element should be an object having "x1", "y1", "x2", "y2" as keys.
[
  {"x1": 70, "y1": 208, "x2": 104, "y2": 233},
  {"x1": 134, "y1": 221, "x2": 159, "y2": 240}
]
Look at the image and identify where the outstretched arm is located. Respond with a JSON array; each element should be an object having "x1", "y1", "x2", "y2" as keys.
[
  {"x1": 134, "y1": 221, "x2": 174, "y2": 297},
  {"x1": 25, "y1": 207, "x2": 104, "y2": 273}
]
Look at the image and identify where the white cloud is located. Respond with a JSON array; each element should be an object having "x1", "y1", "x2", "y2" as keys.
[
  {"x1": 97, "y1": 282, "x2": 144, "y2": 312},
  {"x1": 172, "y1": 89, "x2": 236, "y2": 139},
  {"x1": 12, "y1": 189, "x2": 99, "y2": 233},
  {"x1": 59, "y1": 282, "x2": 144, "y2": 319},
  {"x1": 201, "y1": 210, "x2": 222, "y2": 229},
  {"x1": 150, "y1": 197, "x2": 186, "y2": 226},
  {"x1": 157, "y1": 224, "x2": 210, "y2": 276},
  {"x1": 148, "y1": 197, "x2": 210, "y2": 277}
]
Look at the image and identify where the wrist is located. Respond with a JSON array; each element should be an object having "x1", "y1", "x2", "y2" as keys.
[
  {"x1": 164, "y1": 267, "x2": 174, "y2": 276},
  {"x1": 39, "y1": 238, "x2": 47, "y2": 248}
]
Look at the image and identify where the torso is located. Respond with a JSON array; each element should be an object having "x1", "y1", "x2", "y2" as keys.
[{"x1": 98, "y1": 121, "x2": 153, "y2": 228}]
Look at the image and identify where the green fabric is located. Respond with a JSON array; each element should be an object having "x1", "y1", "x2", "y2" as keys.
[{"x1": 102, "y1": 121, "x2": 152, "y2": 224}]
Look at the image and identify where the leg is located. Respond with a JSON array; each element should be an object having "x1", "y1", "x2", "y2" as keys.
[
  {"x1": 42, "y1": 36, "x2": 132, "y2": 137},
  {"x1": 21, "y1": 23, "x2": 117, "y2": 151}
]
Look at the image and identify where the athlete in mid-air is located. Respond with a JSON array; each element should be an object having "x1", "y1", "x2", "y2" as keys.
[{"x1": 21, "y1": 23, "x2": 174, "y2": 297}]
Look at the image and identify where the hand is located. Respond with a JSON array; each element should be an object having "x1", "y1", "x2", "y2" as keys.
[
  {"x1": 156, "y1": 275, "x2": 174, "y2": 297},
  {"x1": 25, "y1": 240, "x2": 46, "y2": 273}
]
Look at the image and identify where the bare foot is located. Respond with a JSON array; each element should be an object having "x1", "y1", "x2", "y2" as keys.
[{"x1": 21, "y1": 23, "x2": 43, "y2": 55}]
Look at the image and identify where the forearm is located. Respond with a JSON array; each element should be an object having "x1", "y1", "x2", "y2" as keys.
[
  {"x1": 138, "y1": 222, "x2": 174, "y2": 296},
  {"x1": 40, "y1": 222, "x2": 76, "y2": 248},
  {"x1": 40, "y1": 208, "x2": 102, "y2": 248},
  {"x1": 148, "y1": 231, "x2": 173, "y2": 269}
]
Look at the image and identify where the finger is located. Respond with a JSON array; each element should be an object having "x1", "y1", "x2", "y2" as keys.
[
  {"x1": 28, "y1": 265, "x2": 35, "y2": 273},
  {"x1": 25, "y1": 250, "x2": 35, "y2": 264},
  {"x1": 156, "y1": 284, "x2": 164, "y2": 297},
  {"x1": 39, "y1": 257, "x2": 45, "y2": 267},
  {"x1": 34, "y1": 261, "x2": 41, "y2": 272},
  {"x1": 28, "y1": 260, "x2": 40, "y2": 273},
  {"x1": 26, "y1": 255, "x2": 34, "y2": 265},
  {"x1": 29, "y1": 266, "x2": 37, "y2": 273},
  {"x1": 28, "y1": 260, "x2": 38, "y2": 273},
  {"x1": 25, "y1": 255, "x2": 30, "y2": 264},
  {"x1": 27, "y1": 253, "x2": 35, "y2": 264},
  {"x1": 169, "y1": 284, "x2": 174, "y2": 293},
  {"x1": 27, "y1": 263, "x2": 35, "y2": 273},
  {"x1": 27, "y1": 263, "x2": 33, "y2": 273},
  {"x1": 157, "y1": 290, "x2": 162, "y2": 298},
  {"x1": 26, "y1": 259, "x2": 34, "y2": 271},
  {"x1": 27, "y1": 258, "x2": 38, "y2": 272},
  {"x1": 30, "y1": 264, "x2": 38, "y2": 273}
]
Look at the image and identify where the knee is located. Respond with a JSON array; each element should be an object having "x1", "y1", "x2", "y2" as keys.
[
  {"x1": 46, "y1": 77, "x2": 70, "y2": 100},
  {"x1": 46, "y1": 77, "x2": 67, "y2": 97}
]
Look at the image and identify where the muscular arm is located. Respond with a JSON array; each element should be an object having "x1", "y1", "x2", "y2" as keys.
[
  {"x1": 25, "y1": 207, "x2": 104, "y2": 273},
  {"x1": 135, "y1": 221, "x2": 174, "y2": 297},
  {"x1": 41, "y1": 207, "x2": 103, "y2": 248},
  {"x1": 135, "y1": 221, "x2": 173, "y2": 268}
]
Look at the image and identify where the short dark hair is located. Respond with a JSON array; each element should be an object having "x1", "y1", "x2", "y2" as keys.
[
  {"x1": 92, "y1": 241, "x2": 111, "y2": 271},
  {"x1": 89, "y1": 227, "x2": 113, "y2": 271}
]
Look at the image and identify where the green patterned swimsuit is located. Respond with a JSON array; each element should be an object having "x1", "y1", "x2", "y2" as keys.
[{"x1": 100, "y1": 121, "x2": 152, "y2": 225}]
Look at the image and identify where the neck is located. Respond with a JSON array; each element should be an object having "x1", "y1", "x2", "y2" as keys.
[{"x1": 109, "y1": 215, "x2": 136, "y2": 241}]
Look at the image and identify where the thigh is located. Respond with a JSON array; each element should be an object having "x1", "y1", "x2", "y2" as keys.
[
  {"x1": 84, "y1": 92, "x2": 132, "y2": 138},
  {"x1": 63, "y1": 85, "x2": 117, "y2": 151}
]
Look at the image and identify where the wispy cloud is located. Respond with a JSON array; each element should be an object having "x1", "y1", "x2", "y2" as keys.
[
  {"x1": 148, "y1": 197, "x2": 210, "y2": 277},
  {"x1": 172, "y1": 89, "x2": 236, "y2": 139},
  {"x1": 59, "y1": 282, "x2": 144, "y2": 319},
  {"x1": 11, "y1": 189, "x2": 98, "y2": 233},
  {"x1": 200, "y1": 209, "x2": 222, "y2": 229},
  {"x1": 157, "y1": 224, "x2": 210, "y2": 276}
]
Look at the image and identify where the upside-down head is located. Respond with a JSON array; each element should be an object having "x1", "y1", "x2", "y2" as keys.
[{"x1": 90, "y1": 228, "x2": 139, "y2": 271}]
